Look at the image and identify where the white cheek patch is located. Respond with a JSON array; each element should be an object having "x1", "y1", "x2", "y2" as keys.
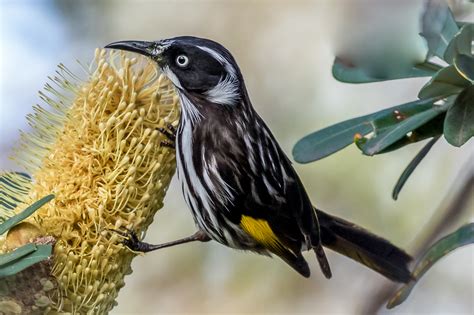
[
  {"x1": 195, "y1": 45, "x2": 240, "y2": 105},
  {"x1": 161, "y1": 65, "x2": 183, "y2": 89},
  {"x1": 204, "y1": 75, "x2": 240, "y2": 106}
]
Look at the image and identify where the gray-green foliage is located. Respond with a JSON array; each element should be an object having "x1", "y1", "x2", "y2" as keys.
[
  {"x1": 293, "y1": 17, "x2": 473, "y2": 197},
  {"x1": 292, "y1": 5, "x2": 473, "y2": 308}
]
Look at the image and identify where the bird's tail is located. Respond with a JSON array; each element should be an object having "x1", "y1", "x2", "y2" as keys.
[{"x1": 316, "y1": 208, "x2": 413, "y2": 283}]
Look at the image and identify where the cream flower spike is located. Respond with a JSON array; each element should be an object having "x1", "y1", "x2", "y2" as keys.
[{"x1": 1, "y1": 49, "x2": 179, "y2": 313}]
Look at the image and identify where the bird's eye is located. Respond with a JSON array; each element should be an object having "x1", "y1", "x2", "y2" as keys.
[{"x1": 175, "y1": 54, "x2": 189, "y2": 68}]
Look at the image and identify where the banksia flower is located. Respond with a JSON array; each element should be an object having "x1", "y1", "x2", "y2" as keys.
[{"x1": 0, "y1": 49, "x2": 179, "y2": 313}]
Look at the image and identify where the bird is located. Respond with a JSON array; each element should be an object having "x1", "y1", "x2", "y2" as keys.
[{"x1": 105, "y1": 36, "x2": 412, "y2": 282}]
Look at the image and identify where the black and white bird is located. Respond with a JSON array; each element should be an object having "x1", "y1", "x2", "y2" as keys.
[{"x1": 106, "y1": 36, "x2": 412, "y2": 281}]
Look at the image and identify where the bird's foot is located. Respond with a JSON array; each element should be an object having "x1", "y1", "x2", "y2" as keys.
[
  {"x1": 109, "y1": 227, "x2": 153, "y2": 252},
  {"x1": 158, "y1": 123, "x2": 177, "y2": 149}
]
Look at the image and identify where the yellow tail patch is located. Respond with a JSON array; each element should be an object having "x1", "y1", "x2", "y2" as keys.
[{"x1": 240, "y1": 215, "x2": 286, "y2": 254}]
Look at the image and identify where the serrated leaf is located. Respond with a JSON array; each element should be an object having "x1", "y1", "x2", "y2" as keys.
[
  {"x1": 392, "y1": 137, "x2": 440, "y2": 200},
  {"x1": 359, "y1": 103, "x2": 449, "y2": 156},
  {"x1": 332, "y1": 57, "x2": 440, "y2": 84},
  {"x1": 418, "y1": 65, "x2": 471, "y2": 99},
  {"x1": 444, "y1": 24, "x2": 473, "y2": 64},
  {"x1": 0, "y1": 243, "x2": 37, "y2": 267},
  {"x1": 421, "y1": 1, "x2": 459, "y2": 58},
  {"x1": 444, "y1": 86, "x2": 474, "y2": 146},
  {"x1": 0, "y1": 244, "x2": 52, "y2": 278},
  {"x1": 387, "y1": 223, "x2": 474, "y2": 309},
  {"x1": 454, "y1": 54, "x2": 474, "y2": 81},
  {"x1": 293, "y1": 98, "x2": 440, "y2": 163},
  {"x1": 0, "y1": 194, "x2": 54, "y2": 235}
]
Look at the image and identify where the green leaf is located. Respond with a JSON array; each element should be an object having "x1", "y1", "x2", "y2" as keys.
[
  {"x1": 293, "y1": 98, "x2": 440, "y2": 163},
  {"x1": 387, "y1": 223, "x2": 474, "y2": 309},
  {"x1": 376, "y1": 111, "x2": 445, "y2": 154},
  {"x1": 444, "y1": 24, "x2": 473, "y2": 64},
  {"x1": 0, "y1": 194, "x2": 54, "y2": 235},
  {"x1": 0, "y1": 243, "x2": 36, "y2": 267},
  {"x1": 0, "y1": 244, "x2": 52, "y2": 278},
  {"x1": 332, "y1": 58, "x2": 440, "y2": 84},
  {"x1": 444, "y1": 86, "x2": 474, "y2": 146},
  {"x1": 358, "y1": 103, "x2": 449, "y2": 156},
  {"x1": 421, "y1": 1, "x2": 459, "y2": 59},
  {"x1": 456, "y1": 21, "x2": 473, "y2": 29},
  {"x1": 454, "y1": 54, "x2": 474, "y2": 81},
  {"x1": 418, "y1": 65, "x2": 471, "y2": 99},
  {"x1": 392, "y1": 137, "x2": 440, "y2": 200},
  {"x1": 294, "y1": 116, "x2": 372, "y2": 163}
]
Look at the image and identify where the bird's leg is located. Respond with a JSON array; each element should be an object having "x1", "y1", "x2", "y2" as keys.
[
  {"x1": 114, "y1": 229, "x2": 210, "y2": 253},
  {"x1": 158, "y1": 123, "x2": 177, "y2": 149}
]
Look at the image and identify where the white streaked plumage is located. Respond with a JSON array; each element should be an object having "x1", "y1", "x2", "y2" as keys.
[
  {"x1": 243, "y1": 133, "x2": 257, "y2": 173},
  {"x1": 177, "y1": 117, "x2": 221, "y2": 236},
  {"x1": 208, "y1": 155, "x2": 235, "y2": 205},
  {"x1": 178, "y1": 92, "x2": 202, "y2": 127}
]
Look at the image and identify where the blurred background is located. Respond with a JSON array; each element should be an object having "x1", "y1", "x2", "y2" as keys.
[{"x1": 1, "y1": 0, "x2": 473, "y2": 314}]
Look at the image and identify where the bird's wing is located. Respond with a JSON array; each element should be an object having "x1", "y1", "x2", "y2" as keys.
[{"x1": 214, "y1": 114, "x2": 316, "y2": 245}]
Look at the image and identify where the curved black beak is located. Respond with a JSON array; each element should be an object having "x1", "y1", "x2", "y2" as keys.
[{"x1": 105, "y1": 40, "x2": 156, "y2": 58}]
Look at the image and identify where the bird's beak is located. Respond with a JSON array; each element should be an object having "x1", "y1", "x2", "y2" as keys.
[{"x1": 105, "y1": 40, "x2": 158, "y2": 59}]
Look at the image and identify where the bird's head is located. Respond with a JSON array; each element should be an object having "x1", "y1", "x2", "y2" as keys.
[{"x1": 105, "y1": 36, "x2": 242, "y2": 107}]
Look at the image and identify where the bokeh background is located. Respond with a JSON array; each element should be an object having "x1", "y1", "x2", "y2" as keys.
[{"x1": 1, "y1": 0, "x2": 473, "y2": 314}]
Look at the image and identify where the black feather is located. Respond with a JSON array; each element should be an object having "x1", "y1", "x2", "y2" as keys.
[{"x1": 316, "y1": 209, "x2": 413, "y2": 283}]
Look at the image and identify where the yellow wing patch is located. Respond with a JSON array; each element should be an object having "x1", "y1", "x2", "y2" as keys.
[{"x1": 240, "y1": 215, "x2": 286, "y2": 254}]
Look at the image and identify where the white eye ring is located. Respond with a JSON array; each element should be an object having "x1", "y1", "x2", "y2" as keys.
[{"x1": 176, "y1": 54, "x2": 189, "y2": 67}]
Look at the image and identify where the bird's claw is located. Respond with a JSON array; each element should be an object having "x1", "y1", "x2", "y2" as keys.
[
  {"x1": 158, "y1": 124, "x2": 177, "y2": 149},
  {"x1": 158, "y1": 123, "x2": 177, "y2": 141},
  {"x1": 161, "y1": 140, "x2": 175, "y2": 149},
  {"x1": 108, "y1": 227, "x2": 145, "y2": 252}
]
